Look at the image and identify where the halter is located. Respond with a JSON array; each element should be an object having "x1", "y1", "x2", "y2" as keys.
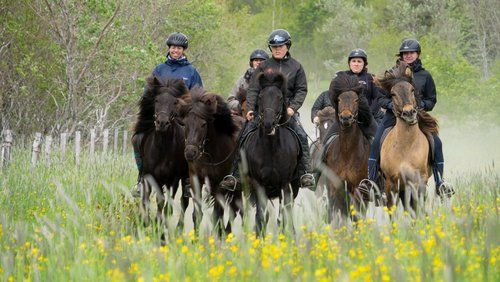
[
  {"x1": 256, "y1": 86, "x2": 288, "y2": 134},
  {"x1": 153, "y1": 110, "x2": 175, "y2": 128}
]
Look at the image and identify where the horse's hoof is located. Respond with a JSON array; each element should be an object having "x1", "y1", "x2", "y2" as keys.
[{"x1": 357, "y1": 179, "x2": 381, "y2": 202}]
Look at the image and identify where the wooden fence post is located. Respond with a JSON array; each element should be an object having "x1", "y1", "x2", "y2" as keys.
[
  {"x1": 1, "y1": 130, "x2": 13, "y2": 167},
  {"x1": 31, "y1": 132, "x2": 42, "y2": 167},
  {"x1": 113, "y1": 128, "x2": 119, "y2": 154},
  {"x1": 44, "y1": 135, "x2": 52, "y2": 164},
  {"x1": 75, "y1": 131, "x2": 81, "y2": 165},
  {"x1": 102, "y1": 128, "x2": 109, "y2": 155},
  {"x1": 122, "y1": 130, "x2": 128, "y2": 155},
  {"x1": 89, "y1": 128, "x2": 96, "y2": 158},
  {"x1": 60, "y1": 132, "x2": 67, "y2": 161}
]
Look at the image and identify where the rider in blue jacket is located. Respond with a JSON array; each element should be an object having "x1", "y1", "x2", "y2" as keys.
[{"x1": 132, "y1": 32, "x2": 202, "y2": 196}]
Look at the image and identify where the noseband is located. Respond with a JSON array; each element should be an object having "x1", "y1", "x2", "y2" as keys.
[{"x1": 256, "y1": 87, "x2": 288, "y2": 133}]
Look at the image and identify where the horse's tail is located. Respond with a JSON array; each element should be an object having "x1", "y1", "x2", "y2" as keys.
[{"x1": 417, "y1": 110, "x2": 439, "y2": 136}]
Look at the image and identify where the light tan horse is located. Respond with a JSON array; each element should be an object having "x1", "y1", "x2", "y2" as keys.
[{"x1": 376, "y1": 61, "x2": 438, "y2": 212}]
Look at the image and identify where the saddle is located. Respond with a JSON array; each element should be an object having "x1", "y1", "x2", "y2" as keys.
[{"x1": 380, "y1": 126, "x2": 435, "y2": 164}]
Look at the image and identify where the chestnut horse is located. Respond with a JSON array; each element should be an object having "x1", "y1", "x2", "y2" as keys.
[
  {"x1": 132, "y1": 77, "x2": 189, "y2": 227},
  {"x1": 324, "y1": 73, "x2": 373, "y2": 221},
  {"x1": 180, "y1": 87, "x2": 242, "y2": 234},
  {"x1": 376, "y1": 62, "x2": 439, "y2": 212}
]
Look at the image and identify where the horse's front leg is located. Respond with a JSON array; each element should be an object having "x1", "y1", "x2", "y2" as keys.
[
  {"x1": 255, "y1": 184, "x2": 268, "y2": 236},
  {"x1": 189, "y1": 174, "x2": 203, "y2": 233},
  {"x1": 280, "y1": 185, "x2": 295, "y2": 233},
  {"x1": 177, "y1": 178, "x2": 191, "y2": 230},
  {"x1": 212, "y1": 191, "x2": 226, "y2": 237},
  {"x1": 139, "y1": 178, "x2": 151, "y2": 227}
]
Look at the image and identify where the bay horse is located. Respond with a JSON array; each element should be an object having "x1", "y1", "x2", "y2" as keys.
[
  {"x1": 179, "y1": 87, "x2": 242, "y2": 235},
  {"x1": 376, "y1": 61, "x2": 439, "y2": 213},
  {"x1": 242, "y1": 70, "x2": 301, "y2": 234},
  {"x1": 324, "y1": 73, "x2": 373, "y2": 221},
  {"x1": 132, "y1": 76, "x2": 189, "y2": 227}
]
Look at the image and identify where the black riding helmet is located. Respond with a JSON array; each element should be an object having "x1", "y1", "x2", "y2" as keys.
[
  {"x1": 398, "y1": 39, "x2": 421, "y2": 55},
  {"x1": 166, "y1": 32, "x2": 189, "y2": 49},
  {"x1": 348, "y1": 48, "x2": 368, "y2": 66},
  {"x1": 267, "y1": 29, "x2": 292, "y2": 48},
  {"x1": 249, "y1": 49, "x2": 269, "y2": 67}
]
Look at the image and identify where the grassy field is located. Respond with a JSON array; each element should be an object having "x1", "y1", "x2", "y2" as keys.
[{"x1": 0, "y1": 139, "x2": 499, "y2": 281}]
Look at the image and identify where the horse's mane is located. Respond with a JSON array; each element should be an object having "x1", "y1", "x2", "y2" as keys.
[
  {"x1": 317, "y1": 106, "x2": 335, "y2": 121},
  {"x1": 329, "y1": 72, "x2": 373, "y2": 127},
  {"x1": 376, "y1": 60, "x2": 439, "y2": 135},
  {"x1": 375, "y1": 60, "x2": 415, "y2": 94},
  {"x1": 134, "y1": 76, "x2": 188, "y2": 134},
  {"x1": 182, "y1": 86, "x2": 238, "y2": 137}
]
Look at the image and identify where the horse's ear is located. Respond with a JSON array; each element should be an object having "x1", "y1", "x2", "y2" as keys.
[
  {"x1": 275, "y1": 73, "x2": 285, "y2": 89},
  {"x1": 405, "y1": 66, "x2": 413, "y2": 78},
  {"x1": 258, "y1": 72, "x2": 267, "y2": 87},
  {"x1": 152, "y1": 76, "x2": 162, "y2": 87}
]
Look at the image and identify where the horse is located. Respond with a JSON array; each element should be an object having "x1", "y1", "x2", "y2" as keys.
[
  {"x1": 309, "y1": 107, "x2": 335, "y2": 180},
  {"x1": 376, "y1": 61, "x2": 439, "y2": 213},
  {"x1": 242, "y1": 70, "x2": 301, "y2": 234},
  {"x1": 179, "y1": 87, "x2": 242, "y2": 235},
  {"x1": 324, "y1": 73, "x2": 373, "y2": 221},
  {"x1": 132, "y1": 76, "x2": 190, "y2": 228}
]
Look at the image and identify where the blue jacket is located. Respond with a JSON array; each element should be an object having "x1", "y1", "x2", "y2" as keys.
[{"x1": 152, "y1": 55, "x2": 203, "y2": 89}]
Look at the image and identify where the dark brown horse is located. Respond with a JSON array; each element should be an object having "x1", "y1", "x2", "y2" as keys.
[
  {"x1": 324, "y1": 73, "x2": 373, "y2": 221},
  {"x1": 132, "y1": 76, "x2": 189, "y2": 227},
  {"x1": 180, "y1": 87, "x2": 241, "y2": 234},
  {"x1": 376, "y1": 61, "x2": 439, "y2": 213},
  {"x1": 242, "y1": 71, "x2": 301, "y2": 234}
]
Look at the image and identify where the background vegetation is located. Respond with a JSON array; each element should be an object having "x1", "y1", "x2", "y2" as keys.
[{"x1": 1, "y1": 0, "x2": 499, "y2": 134}]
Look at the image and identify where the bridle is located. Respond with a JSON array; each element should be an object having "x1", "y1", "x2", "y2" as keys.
[{"x1": 256, "y1": 86, "x2": 289, "y2": 134}]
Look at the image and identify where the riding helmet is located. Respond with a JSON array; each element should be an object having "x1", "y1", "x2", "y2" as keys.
[
  {"x1": 249, "y1": 49, "x2": 269, "y2": 67},
  {"x1": 399, "y1": 39, "x2": 421, "y2": 54},
  {"x1": 267, "y1": 29, "x2": 292, "y2": 48},
  {"x1": 348, "y1": 48, "x2": 368, "y2": 65},
  {"x1": 166, "y1": 32, "x2": 189, "y2": 49}
]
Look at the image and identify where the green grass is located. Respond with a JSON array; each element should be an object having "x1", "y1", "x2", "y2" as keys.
[{"x1": 0, "y1": 147, "x2": 498, "y2": 281}]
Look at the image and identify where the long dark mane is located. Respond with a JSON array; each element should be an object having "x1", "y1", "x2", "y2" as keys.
[
  {"x1": 376, "y1": 61, "x2": 438, "y2": 135},
  {"x1": 134, "y1": 76, "x2": 188, "y2": 134},
  {"x1": 329, "y1": 72, "x2": 373, "y2": 128},
  {"x1": 181, "y1": 87, "x2": 238, "y2": 137}
]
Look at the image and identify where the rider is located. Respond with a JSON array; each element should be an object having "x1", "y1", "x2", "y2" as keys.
[
  {"x1": 360, "y1": 39, "x2": 454, "y2": 197},
  {"x1": 311, "y1": 90, "x2": 332, "y2": 126},
  {"x1": 221, "y1": 29, "x2": 315, "y2": 189},
  {"x1": 228, "y1": 49, "x2": 269, "y2": 115},
  {"x1": 132, "y1": 32, "x2": 203, "y2": 195},
  {"x1": 321, "y1": 49, "x2": 381, "y2": 145}
]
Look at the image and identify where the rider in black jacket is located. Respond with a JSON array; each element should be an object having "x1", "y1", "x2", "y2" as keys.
[
  {"x1": 221, "y1": 29, "x2": 315, "y2": 190},
  {"x1": 360, "y1": 39, "x2": 454, "y2": 198}
]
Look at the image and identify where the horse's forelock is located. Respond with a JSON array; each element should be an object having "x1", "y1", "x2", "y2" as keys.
[{"x1": 329, "y1": 73, "x2": 364, "y2": 105}]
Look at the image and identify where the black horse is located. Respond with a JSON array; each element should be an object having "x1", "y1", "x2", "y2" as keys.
[
  {"x1": 132, "y1": 76, "x2": 189, "y2": 227},
  {"x1": 179, "y1": 87, "x2": 242, "y2": 235},
  {"x1": 242, "y1": 71, "x2": 301, "y2": 234}
]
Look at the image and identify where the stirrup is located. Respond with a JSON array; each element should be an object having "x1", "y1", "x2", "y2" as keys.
[
  {"x1": 300, "y1": 173, "x2": 315, "y2": 189},
  {"x1": 358, "y1": 179, "x2": 384, "y2": 202},
  {"x1": 131, "y1": 180, "x2": 142, "y2": 198},
  {"x1": 220, "y1": 175, "x2": 238, "y2": 191},
  {"x1": 437, "y1": 181, "x2": 455, "y2": 198}
]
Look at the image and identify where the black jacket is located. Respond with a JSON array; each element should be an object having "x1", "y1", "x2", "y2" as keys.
[
  {"x1": 378, "y1": 59, "x2": 437, "y2": 112},
  {"x1": 310, "y1": 91, "x2": 332, "y2": 122},
  {"x1": 246, "y1": 53, "x2": 307, "y2": 113},
  {"x1": 337, "y1": 70, "x2": 384, "y2": 122}
]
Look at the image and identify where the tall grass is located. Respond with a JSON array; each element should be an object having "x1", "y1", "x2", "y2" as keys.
[{"x1": 0, "y1": 147, "x2": 498, "y2": 281}]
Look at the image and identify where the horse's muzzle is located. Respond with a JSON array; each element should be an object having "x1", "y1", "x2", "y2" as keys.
[
  {"x1": 184, "y1": 145, "x2": 200, "y2": 161},
  {"x1": 339, "y1": 115, "x2": 355, "y2": 127},
  {"x1": 155, "y1": 120, "x2": 171, "y2": 131},
  {"x1": 401, "y1": 108, "x2": 417, "y2": 124}
]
